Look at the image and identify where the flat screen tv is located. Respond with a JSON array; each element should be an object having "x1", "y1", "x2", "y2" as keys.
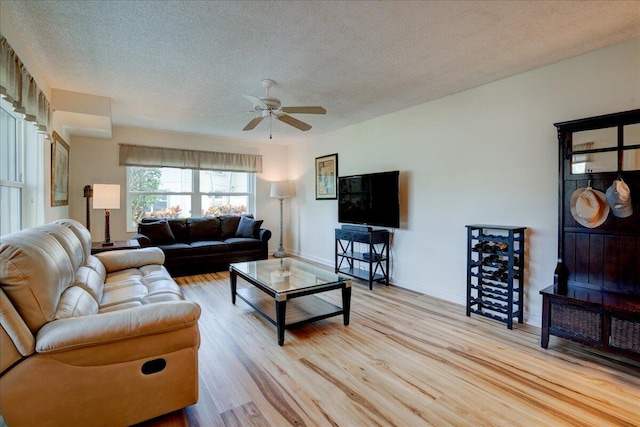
[{"x1": 338, "y1": 170, "x2": 400, "y2": 228}]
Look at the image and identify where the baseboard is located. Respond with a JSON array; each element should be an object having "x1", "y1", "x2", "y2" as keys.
[{"x1": 293, "y1": 252, "x2": 542, "y2": 327}]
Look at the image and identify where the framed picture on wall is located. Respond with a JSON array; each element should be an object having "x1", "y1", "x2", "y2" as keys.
[
  {"x1": 315, "y1": 153, "x2": 338, "y2": 200},
  {"x1": 51, "y1": 131, "x2": 69, "y2": 206}
]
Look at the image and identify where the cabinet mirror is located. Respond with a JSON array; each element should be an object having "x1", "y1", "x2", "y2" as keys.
[
  {"x1": 623, "y1": 123, "x2": 640, "y2": 146},
  {"x1": 570, "y1": 127, "x2": 617, "y2": 174},
  {"x1": 623, "y1": 148, "x2": 640, "y2": 171}
]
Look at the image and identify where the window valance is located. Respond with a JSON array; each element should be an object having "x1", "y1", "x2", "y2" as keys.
[
  {"x1": 0, "y1": 37, "x2": 51, "y2": 132},
  {"x1": 119, "y1": 143, "x2": 263, "y2": 173}
]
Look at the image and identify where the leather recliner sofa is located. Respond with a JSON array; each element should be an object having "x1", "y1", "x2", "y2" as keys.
[{"x1": 0, "y1": 219, "x2": 201, "y2": 427}]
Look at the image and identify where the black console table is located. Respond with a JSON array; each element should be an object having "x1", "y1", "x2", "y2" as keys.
[{"x1": 335, "y1": 227, "x2": 390, "y2": 290}]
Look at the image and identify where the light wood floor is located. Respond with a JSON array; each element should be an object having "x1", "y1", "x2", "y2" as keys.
[{"x1": 138, "y1": 269, "x2": 640, "y2": 427}]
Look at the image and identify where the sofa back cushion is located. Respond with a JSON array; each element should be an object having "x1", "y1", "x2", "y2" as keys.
[
  {"x1": 38, "y1": 224, "x2": 84, "y2": 272},
  {"x1": 53, "y1": 219, "x2": 92, "y2": 265},
  {"x1": 168, "y1": 219, "x2": 189, "y2": 243},
  {"x1": 0, "y1": 225, "x2": 76, "y2": 333},
  {"x1": 138, "y1": 220, "x2": 176, "y2": 245},
  {"x1": 74, "y1": 266, "x2": 106, "y2": 302},
  {"x1": 188, "y1": 217, "x2": 222, "y2": 241}
]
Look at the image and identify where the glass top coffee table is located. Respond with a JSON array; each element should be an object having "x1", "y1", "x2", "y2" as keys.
[{"x1": 230, "y1": 258, "x2": 352, "y2": 345}]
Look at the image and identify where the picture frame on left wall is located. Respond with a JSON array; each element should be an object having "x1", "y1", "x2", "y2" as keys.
[
  {"x1": 315, "y1": 153, "x2": 338, "y2": 200},
  {"x1": 51, "y1": 131, "x2": 69, "y2": 206}
]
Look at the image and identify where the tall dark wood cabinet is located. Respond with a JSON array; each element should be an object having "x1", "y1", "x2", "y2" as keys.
[
  {"x1": 466, "y1": 225, "x2": 526, "y2": 329},
  {"x1": 541, "y1": 109, "x2": 640, "y2": 361}
]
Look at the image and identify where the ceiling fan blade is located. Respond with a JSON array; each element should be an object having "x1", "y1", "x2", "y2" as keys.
[
  {"x1": 277, "y1": 114, "x2": 312, "y2": 131},
  {"x1": 281, "y1": 106, "x2": 327, "y2": 115},
  {"x1": 242, "y1": 116, "x2": 264, "y2": 131},
  {"x1": 242, "y1": 94, "x2": 268, "y2": 109}
]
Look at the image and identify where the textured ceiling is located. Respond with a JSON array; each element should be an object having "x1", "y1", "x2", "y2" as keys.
[{"x1": 2, "y1": 1, "x2": 640, "y2": 144}]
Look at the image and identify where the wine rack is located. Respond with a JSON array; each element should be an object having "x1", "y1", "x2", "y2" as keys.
[{"x1": 466, "y1": 224, "x2": 526, "y2": 329}]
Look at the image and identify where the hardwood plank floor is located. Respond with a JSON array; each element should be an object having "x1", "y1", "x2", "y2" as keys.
[{"x1": 137, "y1": 269, "x2": 640, "y2": 427}]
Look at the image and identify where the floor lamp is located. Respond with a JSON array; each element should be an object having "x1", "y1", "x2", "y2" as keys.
[
  {"x1": 93, "y1": 184, "x2": 120, "y2": 246},
  {"x1": 270, "y1": 181, "x2": 291, "y2": 258}
]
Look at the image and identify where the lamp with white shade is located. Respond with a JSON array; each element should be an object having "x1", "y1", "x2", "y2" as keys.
[
  {"x1": 93, "y1": 184, "x2": 120, "y2": 246},
  {"x1": 270, "y1": 181, "x2": 292, "y2": 258}
]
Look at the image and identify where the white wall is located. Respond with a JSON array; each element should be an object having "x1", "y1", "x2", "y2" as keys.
[
  {"x1": 289, "y1": 38, "x2": 640, "y2": 327},
  {"x1": 69, "y1": 126, "x2": 290, "y2": 254}
]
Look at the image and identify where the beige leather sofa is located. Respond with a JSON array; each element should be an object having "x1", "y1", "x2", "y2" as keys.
[{"x1": 0, "y1": 219, "x2": 201, "y2": 427}]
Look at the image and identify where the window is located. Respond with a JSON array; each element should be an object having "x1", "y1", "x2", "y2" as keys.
[
  {"x1": 1, "y1": 98, "x2": 44, "y2": 236},
  {"x1": 126, "y1": 166, "x2": 254, "y2": 231},
  {"x1": 0, "y1": 102, "x2": 23, "y2": 235}
]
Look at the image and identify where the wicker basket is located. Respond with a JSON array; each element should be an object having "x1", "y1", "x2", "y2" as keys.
[
  {"x1": 550, "y1": 303, "x2": 601, "y2": 341},
  {"x1": 610, "y1": 317, "x2": 640, "y2": 353}
]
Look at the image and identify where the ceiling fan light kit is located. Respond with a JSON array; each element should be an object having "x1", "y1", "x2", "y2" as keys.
[{"x1": 242, "y1": 79, "x2": 326, "y2": 139}]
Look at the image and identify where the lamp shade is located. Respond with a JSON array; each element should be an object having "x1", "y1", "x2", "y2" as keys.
[
  {"x1": 92, "y1": 184, "x2": 120, "y2": 209},
  {"x1": 270, "y1": 181, "x2": 291, "y2": 199}
]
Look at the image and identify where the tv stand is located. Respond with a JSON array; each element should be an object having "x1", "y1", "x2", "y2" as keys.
[{"x1": 335, "y1": 228, "x2": 390, "y2": 290}]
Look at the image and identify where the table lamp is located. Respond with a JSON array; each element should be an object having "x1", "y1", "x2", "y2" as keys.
[{"x1": 93, "y1": 184, "x2": 120, "y2": 246}]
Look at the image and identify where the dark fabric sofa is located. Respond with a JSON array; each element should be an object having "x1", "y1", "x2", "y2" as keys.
[{"x1": 134, "y1": 215, "x2": 271, "y2": 276}]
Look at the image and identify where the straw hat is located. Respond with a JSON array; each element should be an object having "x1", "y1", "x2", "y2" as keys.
[
  {"x1": 570, "y1": 187, "x2": 610, "y2": 228},
  {"x1": 606, "y1": 179, "x2": 633, "y2": 218}
]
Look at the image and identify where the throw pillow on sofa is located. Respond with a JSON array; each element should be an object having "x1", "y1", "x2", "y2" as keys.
[
  {"x1": 235, "y1": 216, "x2": 264, "y2": 238},
  {"x1": 219, "y1": 215, "x2": 246, "y2": 239},
  {"x1": 138, "y1": 220, "x2": 175, "y2": 245}
]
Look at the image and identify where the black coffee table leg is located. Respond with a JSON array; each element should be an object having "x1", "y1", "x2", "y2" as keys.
[
  {"x1": 230, "y1": 268, "x2": 237, "y2": 304},
  {"x1": 342, "y1": 284, "x2": 351, "y2": 326},
  {"x1": 275, "y1": 299, "x2": 287, "y2": 346}
]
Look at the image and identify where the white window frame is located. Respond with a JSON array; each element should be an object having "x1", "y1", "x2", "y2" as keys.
[
  {"x1": 0, "y1": 97, "x2": 44, "y2": 235},
  {"x1": 125, "y1": 166, "x2": 256, "y2": 232}
]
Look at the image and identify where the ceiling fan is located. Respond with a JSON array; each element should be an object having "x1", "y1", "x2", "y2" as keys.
[{"x1": 242, "y1": 79, "x2": 326, "y2": 139}]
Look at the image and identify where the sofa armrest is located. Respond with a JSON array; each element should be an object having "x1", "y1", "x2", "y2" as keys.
[
  {"x1": 133, "y1": 233, "x2": 152, "y2": 247},
  {"x1": 259, "y1": 228, "x2": 272, "y2": 243},
  {"x1": 258, "y1": 228, "x2": 272, "y2": 259},
  {"x1": 95, "y1": 247, "x2": 165, "y2": 272},
  {"x1": 36, "y1": 300, "x2": 200, "y2": 355}
]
